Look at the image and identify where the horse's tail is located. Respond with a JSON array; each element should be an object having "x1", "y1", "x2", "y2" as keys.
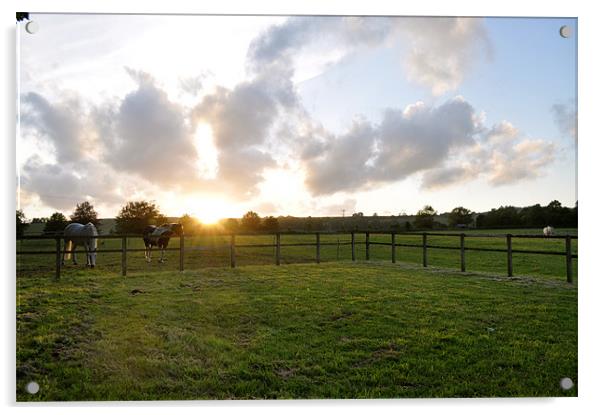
[{"x1": 65, "y1": 240, "x2": 73, "y2": 260}]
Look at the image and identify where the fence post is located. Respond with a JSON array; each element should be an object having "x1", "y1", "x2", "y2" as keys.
[
  {"x1": 566, "y1": 236, "x2": 573, "y2": 283},
  {"x1": 276, "y1": 233, "x2": 281, "y2": 265},
  {"x1": 422, "y1": 233, "x2": 427, "y2": 267},
  {"x1": 391, "y1": 233, "x2": 396, "y2": 263},
  {"x1": 316, "y1": 233, "x2": 321, "y2": 264},
  {"x1": 351, "y1": 232, "x2": 356, "y2": 261},
  {"x1": 506, "y1": 234, "x2": 513, "y2": 277},
  {"x1": 460, "y1": 233, "x2": 466, "y2": 272},
  {"x1": 55, "y1": 237, "x2": 61, "y2": 281},
  {"x1": 365, "y1": 232, "x2": 370, "y2": 261},
  {"x1": 121, "y1": 236, "x2": 127, "y2": 277},
  {"x1": 179, "y1": 234, "x2": 184, "y2": 272},
  {"x1": 230, "y1": 234, "x2": 236, "y2": 268}
]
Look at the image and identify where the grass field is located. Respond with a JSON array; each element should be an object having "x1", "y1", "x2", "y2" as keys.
[
  {"x1": 17, "y1": 228, "x2": 578, "y2": 281},
  {"x1": 16, "y1": 260, "x2": 577, "y2": 400}
]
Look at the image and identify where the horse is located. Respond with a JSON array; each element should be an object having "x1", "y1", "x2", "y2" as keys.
[
  {"x1": 543, "y1": 226, "x2": 555, "y2": 237},
  {"x1": 142, "y1": 223, "x2": 184, "y2": 263},
  {"x1": 62, "y1": 222, "x2": 98, "y2": 267}
]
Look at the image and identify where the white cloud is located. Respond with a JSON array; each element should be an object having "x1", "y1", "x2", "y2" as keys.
[
  {"x1": 301, "y1": 98, "x2": 556, "y2": 194},
  {"x1": 551, "y1": 102, "x2": 577, "y2": 141},
  {"x1": 247, "y1": 16, "x2": 492, "y2": 95},
  {"x1": 303, "y1": 97, "x2": 482, "y2": 195},
  {"x1": 401, "y1": 17, "x2": 492, "y2": 95}
]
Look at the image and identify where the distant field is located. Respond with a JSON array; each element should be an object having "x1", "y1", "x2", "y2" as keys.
[
  {"x1": 16, "y1": 262, "x2": 577, "y2": 400},
  {"x1": 17, "y1": 229, "x2": 578, "y2": 282}
]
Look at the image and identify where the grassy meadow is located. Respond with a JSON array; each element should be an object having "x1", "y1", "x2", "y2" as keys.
[
  {"x1": 17, "y1": 228, "x2": 578, "y2": 281},
  {"x1": 16, "y1": 261, "x2": 577, "y2": 400},
  {"x1": 16, "y1": 228, "x2": 578, "y2": 400}
]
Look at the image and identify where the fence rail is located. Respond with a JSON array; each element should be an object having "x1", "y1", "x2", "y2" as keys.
[{"x1": 16, "y1": 231, "x2": 577, "y2": 283}]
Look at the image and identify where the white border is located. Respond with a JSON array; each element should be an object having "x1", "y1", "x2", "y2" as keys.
[{"x1": 3, "y1": 1, "x2": 600, "y2": 414}]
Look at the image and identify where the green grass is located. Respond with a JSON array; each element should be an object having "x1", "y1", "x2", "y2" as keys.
[
  {"x1": 16, "y1": 261, "x2": 577, "y2": 400},
  {"x1": 17, "y1": 228, "x2": 578, "y2": 281}
]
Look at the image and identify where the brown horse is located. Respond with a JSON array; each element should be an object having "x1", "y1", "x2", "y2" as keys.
[{"x1": 142, "y1": 223, "x2": 183, "y2": 263}]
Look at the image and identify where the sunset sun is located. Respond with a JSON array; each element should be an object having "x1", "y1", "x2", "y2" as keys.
[{"x1": 190, "y1": 198, "x2": 238, "y2": 225}]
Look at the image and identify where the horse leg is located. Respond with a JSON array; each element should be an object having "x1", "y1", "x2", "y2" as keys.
[
  {"x1": 61, "y1": 239, "x2": 67, "y2": 265},
  {"x1": 147, "y1": 245, "x2": 152, "y2": 263},
  {"x1": 157, "y1": 243, "x2": 165, "y2": 263},
  {"x1": 72, "y1": 244, "x2": 78, "y2": 265},
  {"x1": 84, "y1": 244, "x2": 90, "y2": 267}
]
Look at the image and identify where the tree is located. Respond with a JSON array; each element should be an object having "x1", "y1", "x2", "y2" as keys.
[
  {"x1": 414, "y1": 205, "x2": 437, "y2": 229},
  {"x1": 475, "y1": 205, "x2": 522, "y2": 228},
  {"x1": 241, "y1": 211, "x2": 261, "y2": 232},
  {"x1": 519, "y1": 204, "x2": 546, "y2": 228},
  {"x1": 448, "y1": 206, "x2": 473, "y2": 227},
  {"x1": 179, "y1": 214, "x2": 202, "y2": 235},
  {"x1": 70, "y1": 201, "x2": 101, "y2": 228},
  {"x1": 115, "y1": 201, "x2": 166, "y2": 234},
  {"x1": 43, "y1": 212, "x2": 69, "y2": 235},
  {"x1": 222, "y1": 218, "x2": 239, "y2": 233},
  {"x1": 263, "y1": 216, "x2": 280, "y2": 232},
  {"x1": 16, "y1": 210, "x2": 28, "y2": 238}
]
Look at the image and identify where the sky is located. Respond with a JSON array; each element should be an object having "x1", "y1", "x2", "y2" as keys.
[{"x1": 16, "y1": 14, "x2": 577, "y2": 223}]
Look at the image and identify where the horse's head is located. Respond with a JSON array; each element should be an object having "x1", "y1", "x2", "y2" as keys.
[{"x1": 170, "y1": 223, "x2": 184, "y2": 236}]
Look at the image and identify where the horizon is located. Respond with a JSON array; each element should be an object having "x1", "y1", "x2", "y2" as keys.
[
  {"x1": 17, "y1": 15, "x2": 577, "y2": 223},
  {"x1": 21, "y1": 198, "x2": 575, "y2": 226}
]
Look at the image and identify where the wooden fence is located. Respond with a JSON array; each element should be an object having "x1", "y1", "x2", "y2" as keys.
[{"x1": 16, "y1": 231, "x2": 577, "y2": 283}]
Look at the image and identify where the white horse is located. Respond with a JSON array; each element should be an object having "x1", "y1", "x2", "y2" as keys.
[
  {"x1": 543, "y1": 226, "x2": 555, "y2": 237},
  {"x1": 62, "y1": 222, "x2": 98, "y2": 267}
]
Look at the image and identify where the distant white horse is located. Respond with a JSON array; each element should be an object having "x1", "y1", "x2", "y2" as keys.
[
  {"x1": 543, "y1": 226, "x2": 555, "y2": 237},
  {"x1": 62, "y1": 223, "x2": 98, "y2": 267}
]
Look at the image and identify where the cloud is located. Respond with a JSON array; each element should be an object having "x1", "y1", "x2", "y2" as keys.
[
  {"x1": 303, "y1": 97, "x2": 481, "y2": 195},
  {"x1": 178, "y1": 72, "x2": 213, "y2": 96},
  {"x1": 301, "y1": 98, "x2": 556, "y2": 194},
  {"x1": 248, "y1": 17, "x2": 391, "y2": 72},
  {"x1": 247, "y1": 16, "x2": 491, "y2": 95},
  {"x1": 20, "y1": 156, "x2": 129, "y2": 212},
  {"x1": 401, "y1": 17, "x2": 492, "y2": 95},
  {"x1": 488, "y1": 138, "x2": 556, "y2": 185},
  {"x1": 551, "y1": 102, "x2": 577, "y2": 141},
  {"x1": 18, "y1": 70, "x2": 205, "y2": 213},
  {"x1": 191, "y1": 71, "x2": 297, "y2": 197},
  {"x1": 421, "y1": 121, "x2": 556, "y2": 189},
  {"x1": 304, "y1": 119, "x2": 377, "y2": 195},
  {"x1": 102, "y1": 71, "x2": 200, "y2": 188},
  {"x1": 21, "y1": 92, "x2": 89, "y2": 164},
  {"x1": 421, "y1": 166, "x2": 474, "y2": 190},
  {"x1": 372, "y1": 97, "x2": 479, "y2": 180}
]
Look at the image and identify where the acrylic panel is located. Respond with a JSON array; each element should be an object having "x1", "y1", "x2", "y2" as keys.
[{"x1": 16, "y1": 13, "x2": 577, "y2": 401}]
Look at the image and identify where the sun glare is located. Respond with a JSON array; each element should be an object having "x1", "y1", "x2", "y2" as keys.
[
  {"x1": 189, "y1": 198, "x2": 239, "y2": 225},
  {"x1": 194, "y1": 122, "x2": 219, "y2": 179}
]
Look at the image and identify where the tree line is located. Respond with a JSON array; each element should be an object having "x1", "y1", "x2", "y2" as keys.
[
  {"x1": 16, "y1": 199, "x2": 577, "y2": 238},
  {"x1": 475, "y1": 200, "x2": 577, "y2": 229},
  {"x1": 17, "y1": 201, "x2": 101, "y2": 237},
  {"x1": 16, "y1": 200, "x2": 282, "y2": 237}
]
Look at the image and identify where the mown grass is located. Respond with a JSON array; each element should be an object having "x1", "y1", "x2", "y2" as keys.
[
  {"x1": 16, "y1": 261, "x2": 577, "y2": 401},
  {"x1": 17, "y1": 228, "x2": 578, "y2": 282}
]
